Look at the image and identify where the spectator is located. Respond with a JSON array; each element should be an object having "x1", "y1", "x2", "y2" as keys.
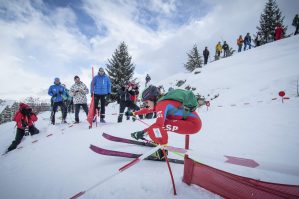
[
  {"x1": 70, "y1": 76, "x2": 89, "y2": 123},
  {"x1": 244, "y1": 33, "x2": 251, "y2": 51},
  {"x1": 145, "y1": 74, "x2": 151, "y2": 87},
  {"x1": 117, "y1": 84, "x2": 140, "y2": 123},
  {"x1": 6, "y1": 103, "x2": 39, "y2": 153},
  {"x1": 222, "y1": 41, "x2": 229, "y2": 57},
  {"x1": 292, "y1": 14, "x2": 299, "y2": 35},
  {"x1": 237, "y1": 35, "x2": 244, "y2": 52},
  {"x1": 255, "y1": 32, "x2": 262, "y2": 47},
  {"x1": 126, "y1": 81, "x2": 139, "y2": 120},
  {"x1": 90, "y1": 67, "x2": 111, "y2": 123},
  {"x1": 274, "y1": 24, "x2": 284, "y2": 41},
  {"x1": 48, "y1": 77, "x2": 67, "y2": 124},
  {"x1": 215, "y1": 42, "x2": 222, "y2": 58},
  {"x1": 203, "y1": 47, "x2": 209, "y2": 65},
  {"x1": 62, "y1": 84, "x2": 74, "y2": 114}
]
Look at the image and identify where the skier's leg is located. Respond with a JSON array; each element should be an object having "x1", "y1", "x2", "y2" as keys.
[{"x1": 161, "y1": 116, "x2": 202, "y2": 135}]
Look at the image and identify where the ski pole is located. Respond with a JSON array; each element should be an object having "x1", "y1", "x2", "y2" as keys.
[
  {"x1": 135, "y1": 118, "x2": 177, "y2": 195},
  {"x1": 161, "y1": 148, "x2": 177, "y2": 195},
  {"x1": 70, "y1": 145, "x2": 161, "y2": 199}
]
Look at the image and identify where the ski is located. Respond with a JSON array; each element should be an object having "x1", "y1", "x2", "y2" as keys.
[
  {"x1": 102, "y1": 132, "x2": 156, "y2": 147},
  {"x1": 90, "y1": 144, "x2": 184, "y2": 164},
  {"x1": 101, "y1": 133, "x2": 263, "y2": 169}
]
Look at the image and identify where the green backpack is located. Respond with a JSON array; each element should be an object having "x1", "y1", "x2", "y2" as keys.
[{"x1": 158, "y1": 89, "x2": 198, "y2": 117}]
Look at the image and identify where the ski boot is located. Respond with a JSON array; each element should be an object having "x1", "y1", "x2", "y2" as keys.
[
  {"x1": 151, "y1": 149, "x2": 168, "y2": 161},
  {"x1": 131, "y1": 130, "x2": 146, "y2": 140}
]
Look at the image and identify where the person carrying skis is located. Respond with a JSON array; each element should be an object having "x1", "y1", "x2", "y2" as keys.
[
  {"x1": 48, "y1": 77, "x2": 67, "y2": 124},
  {"x1": 237, "y1": 35, "x2": 244, "y2": 52},
  {"x1": 145, "y1": 74, "x2": 151, "y2": 87},
  {"x1": 293, "y1": 14, "x2": 299, "y2": 35},
  {"x1": 70, "y1": 75, "x2": 89, "y2": 123},
  {"x1": 6, "y1": 103, "x2": 39, "y2": 153},
  {"x1": 244, "y1": 33, "x2": 251, "y2": 51},
  {"x1": 128, "y1": 86, "x2": 202, "y2": 160},
  {"x1": 90, "y1": 67, "x2": 111, "y2": 123},
  {"x1": 117, "y1": 83, "x2": 140, "y2": 123},
  {"x1": 203, "y1": 47, "x2": 209, "y2": 65}
]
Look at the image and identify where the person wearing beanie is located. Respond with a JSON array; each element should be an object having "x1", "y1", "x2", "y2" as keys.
[
  {"x1": 69, "y1": 75, "x2": 89, "y2": 123},
  {"x1": 48, "y1": 77, "x2": 67, "y2": 124},
  {"x1": 90, "y1": 67, "x2": 111, "y2": 123}
]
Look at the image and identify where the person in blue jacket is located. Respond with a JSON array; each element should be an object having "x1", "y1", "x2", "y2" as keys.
[
  {"x1": 48, "y1": 77, "x2": 67, "y2": 124},
  {"x1": 90, "y1": 67, "x2": 111, "y2": 123}
]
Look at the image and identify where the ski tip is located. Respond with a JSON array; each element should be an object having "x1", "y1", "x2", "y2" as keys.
[{"x1": 69, "y1": 191, "x2": 86, "y2": 199}]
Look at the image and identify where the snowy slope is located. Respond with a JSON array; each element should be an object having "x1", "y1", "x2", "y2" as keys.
[{"x1": 0, "y1": 36, "x2": 299, "y2": 199}]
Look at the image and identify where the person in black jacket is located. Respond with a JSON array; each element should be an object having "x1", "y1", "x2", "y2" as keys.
[
  {"x1": 292, "y1": 14, "x2": 299, "y2": 35},
  {"x1": 117, "y1": 84, "x2": 140, "y2": 123},
  {"x1": 222, "y1": 41, "x2": 229, "y2": 57},
  {"x1": 203, "y1": 47, "x2": 209, "y2": 65},
  {"x1": 145, "y1": 74, "x2": 151, "y2": 87}
]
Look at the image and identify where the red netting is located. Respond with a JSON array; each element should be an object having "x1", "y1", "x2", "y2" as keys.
[{"x1": 183, "y1": 156, "x2": 299, "y2": 199}]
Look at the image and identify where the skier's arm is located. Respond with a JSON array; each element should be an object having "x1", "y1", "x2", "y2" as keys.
[{"x1": 134, "y1": 108, "x2": 155, "y2": 115}]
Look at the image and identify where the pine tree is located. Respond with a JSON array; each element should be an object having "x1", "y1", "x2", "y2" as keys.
[
  {"x1": 184, "y1": 44, "x2": 203, "y2": 72},
  {"x1": 106, "y1": 42, "x2": 135, "y2": 102},
  {"x1": 256, "y1": 0, "x2": 287, "y2": 44}
]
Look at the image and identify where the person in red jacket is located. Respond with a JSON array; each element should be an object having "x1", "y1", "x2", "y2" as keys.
[
  {"x1": 128, "y1": 86, "x2": 202, "y2": 159},
  {"x1": 274, "y1": 24, "x2": 284, "y2": 41},
  {"x1": 6, "y1": 103, "x2": 39, "y2": 153}
]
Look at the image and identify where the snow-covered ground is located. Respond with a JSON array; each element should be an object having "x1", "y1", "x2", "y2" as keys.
[{"x1": 0, "y1": 35, "x2": 299, "y2": 199}]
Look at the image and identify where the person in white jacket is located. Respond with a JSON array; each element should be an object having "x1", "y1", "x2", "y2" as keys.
[{"x1": 69, "y1": 76, "x2": 89, "y2": 123}]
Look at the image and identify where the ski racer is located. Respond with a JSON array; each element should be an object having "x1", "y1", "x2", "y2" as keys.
[{"x1": 128, "y1": 86, "x2": 202, "y2": 159}]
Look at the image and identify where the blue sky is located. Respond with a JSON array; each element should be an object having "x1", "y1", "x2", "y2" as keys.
[{"x1": 0, "y1": 0, "x2": 298, "y2": 99}]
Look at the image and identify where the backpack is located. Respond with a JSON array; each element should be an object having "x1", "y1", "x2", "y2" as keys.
[{"x1": 158, "y1": 89, "x2": 198, "y2": 119}]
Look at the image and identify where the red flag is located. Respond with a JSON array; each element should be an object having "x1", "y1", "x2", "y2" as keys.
[{"x1": 87, "y1": 67, "x2": 95, "y2": 128}]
